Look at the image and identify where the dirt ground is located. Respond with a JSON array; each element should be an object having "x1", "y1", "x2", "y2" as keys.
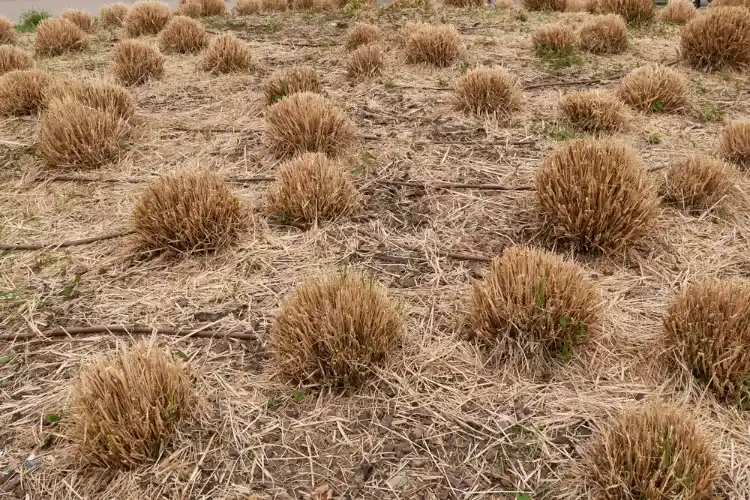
[{"x1": 1, "y1": 2, "x2": 750, "y2": 499}]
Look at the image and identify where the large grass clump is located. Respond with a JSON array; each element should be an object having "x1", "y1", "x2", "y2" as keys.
[
  {"x1": 269, "y1": 273, "x2": 401, "y2": 388},
  {"x1": 1, "y1": 16, "x2": 16, "y2": 44},
  {"x1": 617, "y1": 65, "x2": 689, "y2": 113},
  {"x1": 124, "y1": 1, "x2": 172, "y2": 37},
  {"x1": 132, "y1": 170, "x2": 248, "y2": 253},
  {"x1": 469, "y1": 246, "x2": 600, "y2": 361},
  {"x1": 404, "y1": 23, "x2": 464, "y2": 67},
  {"x1": 158, "y1": 16, "x2": 207, "y2": 54},
  {"x1": 680, "y1": 7, "x2": 750, "y2": 70},
  {"x1": 535, "y1": 139, "x2": 658, "y2": 253},
  {"x1": 35, "y1": 18, "x2": 88, "y2": 56},
  {"x1": 69, "y1": 341, "x2": 196, "y2": 468},
  {"x1": 454, "y1": 67, "x2": 523, "y2": 119},
  {"x1": 0, "y1": 46, "x2": 33, "y2": 76},
  {"x1": 347, "y1": 44, "x2": 384, "y2": 79},
  {"x1": 47, "y1": 78, "x2": 136, "y2": 122},
  {"x1": 179, "y1": 0, "x2": 203, "y2": 17},
  {"x1": 263, "y1": 66, "x2": 320, "y2": 104},
  {"x1": 597, "y1": 0, "x2": 654, "y2": 22},
  {"x1": 61, "y1": 10, "x2": 95, "y2": 32},
  {"x1": 578, "y1": 14, "x2": 628, "y2": 53},
  {"x1": 657, "y1": 0, "x2": 696, "y2": 24},
  {"x1": 663, "y1": 154, "x2": 737, "y2": 211},
  {"x1": 201, "y1": 34, "x2": 251, "y2": 74},
  {"x1": 179, "y1": 0, "x2": 227, "y2": 16},
  {"x1": 345, "y1": 22, "x2": 382, "y2": 51},
  {"x1": 521, "y1": 0, "x2": 566, "y2": 10},
  {"x1": 100, "y1": 3, "x2": 130, "y2": 28},
  {"x1": 0, "y1": 70, "x2": 53, "y2": 116},
  {"x1": 719, "y1": 121, "x2": 750, "y2": 169},
  {"x1": 112, "y1": 40, "x2": 165, "y2": 86},
  {"x1": 560, "y1": 91, "x2": 628, "y2": 132}
]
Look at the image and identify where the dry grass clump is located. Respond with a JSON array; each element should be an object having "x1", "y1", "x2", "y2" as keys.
[
  {"x1": 468, "y1": 247, "x2": 600, "y2": 361},
  {"x1": 665, "y1": 280, "x2": 750, "y2": 406},
  {"x1": 710, "y1": 0, "x2": 750, "y2": 7},
  {"x1": 201, "y1": 34, "x2": 251, "y2": 74},
  {"x1": 719, "y1": 121, "x2": 750, "y2": 170},
  {"x1": 69, "y1": 341, "x2": 196, "y2": 468},
  {"x1": 61, "y1": 10, "x2": 95, "y2": 32},
  {"x1": 578, "y1": 14, "x2": 628, "y2": 53},
  {"x1": 680, "y1": 7, "x2": 750, "y2": 70},
  {"x1": 565, "y1": 0, "x2": 591, "y2": 11},
  {"x1": 656, "y1": 0, "x2": 696, "y2": 24},
  {"x1": 261, "y1": 0, "x2": 290, "y2": 10},
  {"x1": 597, "y1": 0, "x2": 654, "y2": 22},
  {"x1": 263, "y1": 66, "x2": 320, "y2": 104},
  {"x1": 100, "y1": 3, "x2": 130, "y2": 27},
  {"x1": 112, "y1": 40, "x2": 165, "y2": 86},
  {"x1": 132, "y1": 170, "x2": 248, "y2": 253},
  {"x1": 345, "y1": 22, "x2": 382, "y2": 51},
  {"x1": 0, "y1": 17, "x2": 14, "y2": 45},
  {"x1": 522, "y1": 0, "x2": 567, "y2": 10},
  {"x1": 535, "y1": 139, "x2": 658, "y2": 253},
  {"x1": 178, "y1": 0, "x2": 203, "y2": 17},
  {"x1": 404, "y1": 23, "x2": 464, "y2": 67},
  {"x1": 269, "y1": 273, "x2": 401, "y2": 388},
  {"x1": 617, "y1": 65, "x2": 689, "y2": 113},
  {"x1": 200, "y1": 0, "x2": 228, "y2": 15},
  {"x1": 346, "y1": 44, "x2": 384, "y2": 79},
  {"x1": 265, "y1": 92, "x2": 356, "y2": 158},
  {"x1": 158, "y1": 16, "x2": 207, "y2": 54},
  {"x1": 444, "y1": 0, "x2": 485, "y2": 6},
  {"x1": 532, "y1": 23, "x2": 577, "y2": 54},
  {"x1": 560, "y1": 91, "x2": 628, "y2": 132},
  {"x1": 124, "y1": 1, "x2": 172, "y2": 37},
  {"x1": 0, "y1": 70, "x2": 53, "y2": 116},
  {"x1": 663, "y1": 155, "x2": 736, "y2": 211},
  {"x1": 46, "y1": 79, "x2": 135, "y2": 122},
  {"x1": 35, "y1": 18, "x2": 89, "y2": 56},
  {"x1": 454, "y1": 68, "x2": 522, "y2": 119},
  {"x1": 581, "y1": 404, "x2": 717, "y2": 499},
  {"x1": 235, "y1": 0, "x2": 263, "y2": 13},
  {"x1": 0, "y1": 46, "x2": 33, "y2": 76}
]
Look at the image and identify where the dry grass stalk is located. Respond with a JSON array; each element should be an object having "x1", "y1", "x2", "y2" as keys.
[
  {"x1": 560, "y1": 90, "x2": 628, "y2": 132},
  {"x1": 0, "y1": 70, "x2": 53, "y2": 116},
  {"x1": 617, "y1": 65, "x2": 689, "y2": 113},
  {"x1": 454, "y1": 67, "x2": 523, "y2": 119},
  {"x1": 582, "y1": 404, "x2": 718, "y2": 499},
  {"x1": 680, "y1": 7, "x2": 750, "y2": 70},
  {"x1": 263, "y1": 66, "x2": 320, "y2": 104},
  {"x1": 179, "y1": 0, "x2": 203, "y2": 17},
  {"x1": 522, "y1": 0, "x2": 567, "y2": 10},
  {"x1": 665, "y1": 279, "x2": 750, "y2": 406},
  {"x1": 112, "y1": 39, "x2": 165, "y2": 86},
  {"x1": 292, "y1": 0, "x2": 316, "y2": 9},
  {"x1": 532, "y1": 23, "x2": 577, "y2": 53},
  {"x1": 469, "y1": 246, "x2": 600, "y2": 362},
  {"x1": 565, "y1": 0, "x2": 591, "y2": 10},
  {"x1": 444, "y1": 0, "x2": 485, "y2": 7},
  {"x1": 345, "y1": 22, "x2": 382, "y2": 51},
  {"x1": 346, "y1": 43, "x2": 384, "y2": 79},
  {"x1": 61, "y1": 10, "x2": 95, "y2": 32},
  {"x1": 578, "y1": 14, "x2": 628, "y2": 53},
  {"x1": 69, "y1": 340, "x2": 196, "y2": 468},
  {"x1": 261, "y1": 0, "x2": 289, "y2": 10},
  {"x1": 404, "y1": 22, "x2": 464, "y2": 67},
  {"x1": 132, "y1": 170, "x2": 248, "y2": 253},
  {"x1": 269, "y1": 273, "x2": 401, "y2": 388},
  {"x1": 0, "y1": 46, "x2": 33, "y2": 76},
  {"x1": 663, "y1": 154, "x2": 736, "y2": 211},
  {"x1": 100, "y1": 3, "x2": 130, "y2": 27},
  {"x1": 35, "y1": 18, "x2": 89, "y2": 56},
  {"x1": 46, "y1": 78, "x2": 136, "y2": 122},
  {"x1": 235, "y1": 0, "x2": 263, "y2": 13},
  {"x1": 124, "y1": 1, "x2": 172, "y2": 37},
  {"x1": 597, "y1": 0, "x2": 654, "y2": 22},
  {"x1": 158, "y1": 16, "x2": 207, "y2": 54},
  {"x1": 535, "y1": 139, "x2": 658, "y2": 253},
  {"x1": 656, "y1": 0, "x2": 696, "y2": 23},
  {"x1": 201, "y1": 34, "x2": 251, "y2": 74},
  {"x1": 200, "y1": 0, "x2": 228, "y2": 15},
  {"x1": 719, "y1": 121, "x2": 750, "y2": 170},
  {"x1": 0, "y1": 16, "x2": 14, "y2": 45}
]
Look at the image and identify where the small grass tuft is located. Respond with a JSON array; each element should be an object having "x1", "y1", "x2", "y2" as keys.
[
  {"x1": 46, "y1": 78, "x2": 135, "y2": 122},
  {"x1": 680, "y1": 7, "x2": 750, "y2": 70},
  {"x1": 657, "y1": 0, "x2": 696, "y2": 24},
  {"x1": 454, "y1": 67, "x2": 523, "y2": 119},
  {"x1": 617, "y1": 65, "x2": 689, "y2": 113},
  {"x1": 13, "y1": 10, "x2": 51, "y2": 33},
  {"x1": 112, "y1": 40, "x2": 165, "y2": 86},
  {"x1": 179, "y1": 0, "x2": 227, "y2": 16},
  {"x1": 663, "y1": 154, "x2": 737, "y2": 211},
  {"x1": 444, "y1": 0, "x2": 485, "y2": 6},
  {"x1": 0, "y1": 46, "x2": 33, "y2": 76},
  {"x1": 61, "y1": 10, "x2": 95, "y2": 33},
  {"x1": 179, "y1": 0, "x2": 203, "y2": 17},
  {"x1": 404, "y1": 22, "x2": 464, "y2": 67},
  {"x1": 201, "y1": 34, "x2": 251, "y2": 73},
  {"x1": 263, "y1": 66, "x2": 320, "y2": 104},
  {"x1": 532, "y1": 23, "x2": 580, "y2": 67},
  {"x1": 0, "y1": 70, "x2": 53, "y2": 116},
  {"x1": 235, "y1": 0, "x2": 263, "y2": 13},
  {"x1": 124, "y1": 1, "x2": 172, "y2": 37},
  {"x1": 158, "y1": 16, "x2": 207, "y2": 54},
  {"x1": 346, "y1": 43, "x2": 384, "y2": 79},
  {"x1": 35, "y1": 18, "x2": 89, "y2": 56},
  {"x1": 578, "y1": 14, "x2": 628, "y2": 53},
  {"x1": 345, "y1": 22, "x2": 382, "y2": 51},
  {"x1": 560, "y1": 90, "x2": 628, "y2": 132},
  {"x1": 1, "y1": 16, "x2": 16, "y2": 43},
  {"x1": 100, "y1": 3, "x2": 130, "y2": 28},
  {"x1": 596, "y1": 0, "x2": 654, "y2": 22},
  {"x1": 719, "y1": 121, "x2": 750, "y2": 170}
]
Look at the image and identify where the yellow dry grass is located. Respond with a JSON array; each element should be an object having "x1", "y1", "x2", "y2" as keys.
[
  {"x1": 578, "y1": 14, "x2": 628, "y2": 53},
  {"x1": 100, "y1": 3, "x2": 130, "y2": 27},
  {"x1": 617, "y1": 65, "x2": 689, "y2": 113},
  {"x1": 180, "y1": 0, "x2": 227, "y2": 16},
  {"x1": 0, "y1": 69, "x2": 53, "y2": 116},
  {"x1": 522, "y1": 0, "x2": 567, "y2": 10},
  {"x1": 112, "y1": 39, "x2": 165, "y2": 86},
  {"x1": 235, "y1": 0, "x2": 264, "y2": 13},
  {"x1": 454, "y1": 67, "x2": 523, "y2": 119},
  {"x1": 680, "y1": 6, "x2": 750, "y2": 70},
  {"x1": 345, "y1": 22, "x2": 382, "y2": 51},
  {"x1": 532, "y1": 23, "x2": 577, "y2": 52},
  {"x1": 560, "y1": 90, "x2": 628, "y2": 132},
  {"x1": 124, "y1": 1, "x2": 173, "y2": 37},
  {"x1": 46, "y1": 78, "x2": 136, "y2": 122},
  {"x1": 201, "y1": 34, "x2": 252, "y2": 73},
  {"x1": 34, "y1": 18, "x2": 89, "y2": 56},
  {"x1": 0, "y1": 16, "x2": 14, "y2": 45},
  {"x1": 719, "y1": 121, "x2": 750, "y2": 170},
  {"x1": 262, "y1": 65, "x2": 320, "y2": 104},
  {"x1": 61, "y1": 10, "x2": 95, "y2": 33},
  {"x1": 158, "y1": 16, "x2": 208, "y2": 54},
  {"x1": 656, "y1": 0, "x2": 696, "y2": 24},
  {"x1": 662, "y1": 154, "x2": 737, "y2": 211},
  {"x1": 0, "y1": 46, "x2": 33, "y2": 76},
  {"x1": 179, "y1": 0, "x2": 203, "y2": 17},
  {"x1": 710, "y1": 0, "x2": 750, "y2": 7},
  {"x1": 404, "y1": 22, "x2": 464, "y2": 67},
  {"x1": 596, "y1": 0, "x2": 654, "y2": 22},
  {"x1": 346, "y1": 43, "x2": 385, "y2": 78},
  {"x1": 444, "y1": 0, "x2": 485, "y2": 7}
]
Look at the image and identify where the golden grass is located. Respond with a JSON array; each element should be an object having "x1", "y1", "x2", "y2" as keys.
[
  {"x1": 617, "y1": 65, "x2": 689, "y2": 113},
  {"x1": 132, "y1": 170, "x2": 248, "y2": 253},
  {"x1": 46, "y1": 78, "x2": 136, "y2": 122},
  {"x1": 560, "y1": 90, "x2": 628, "y2": 132},
  {"x1": 178, "y1": 0, "x2": 203, "y2": 17},
  {"x1": 656, "y1": 0, "x2": 696, "y2": 24},
  {"x1": 0, "y1": 16, "x2": 14, "y2": 45},
  {"x1": 112, "y1": 39, "x2": 165, "y2": 86},
  {"x1": 263, "y1": 65, "x2": 320, "y2": 104},
  {"x1": 578, "y1": 14, "x2": 628, "y2": 53},
  {"x1": 710, "y1": 0, "x2": 750, "y2": 7},
  {"x1": 0, "y1": 70, "x2": 53, "y2": 116},
  {"x1": 69, "y1": 340, "x2": 196, "y2": 468},
  {"x1": 269, "y1": 273, "x2": 401, "y2": 388},
  {"x1": 522, "y1": 0, "x2": 567, "y2": 10},
  {"x1": 35, "y1": 18, "x2": 89, "y2": 56},
  {"x1": 535, "y1": 139, "x2": 658, "y2": 253},
  {"x1": 532, "y1": 23, "x2": 577, "y2": 53},
  {"x1": 201, "y1": 34, "x2": 252, "y2": 74},
  {"x1": 663, "y1": 154, "x2": 737, "y2": 211},
  {"x1": 346, "y1": 43, "x2": 385, "y2": 79},
  {"x1": 158, "y1": 15, "x2": 207, "y2": 54},
  {"x1": 0, "y1": 46, "x2": 33, "y2": 76},
  {"x1": 444, "y1": 0, "x2": 485, "y2": 6},
  {"x1": 454, "y1": 67, "x2": 523, "y2": 119},
  {"x1": 100, "y1": 3, "x2": 130, "y2": 27},
  {"x1": 199, "y1": 0, "x2": 228, "y2": 15},
  {"x1": 124, "y1": 1, "x2": 172, "y2": 37},
  {"x1": 61, "y1": 10, "x2": 95, "y2": 33},
  {"x1": 292, "y1": 0, "x2": 316, "y2": 9},
  {"x1": 597, "y1": 0, "x2": 654, "y2": 22},
  {"x1": 235, "y1": 0, "x2": 264, "y2": 13},
  {"x1": 680, "y1": 7, "x2": 750, "y2": 70},
  {"x1": 261, "y1": 0, "x2": 290, "y2": 11},
  {"x1": 404, "y1": 22, "x2": 464, "y2": 67},
  {"x1": 345, "y1": 22, "x2": 382, "y2": 51},
  {"x1": 719, "y1": 121, "x2": 750, "y2": 170}
]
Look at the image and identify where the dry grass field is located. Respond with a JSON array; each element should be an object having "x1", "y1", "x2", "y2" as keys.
[{"x1": 1, "y1": 0, "x2": 750, "y2": 498}]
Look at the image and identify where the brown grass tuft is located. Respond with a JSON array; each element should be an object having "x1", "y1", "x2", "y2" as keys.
[
  {"x1": 0, "y1": 70, "x2": 53, "y2": 116},
  {"x1": 346, "y1": 43, "x2": 384, "y2": 79},
  {"x1": 656, "y1": 0, "x2": 696, "y2": 24},
  {"x1": 454, "y1": 67, "x2": 523, "y2": 119},
  {"x1": 132, "y1": 170, "x2": 248, "y2": 253},
  {"x1": 532, "y1": 23, "x2": 577, "y2": 53},
  {"x1": 265, "y1": 92, "x2": 357, "y2": 158},
  {"x1": 263, "y1": 66, "x2": 320, "y2": 104},
  {"x1": 468, "y1": 246, "x2": 600, "y2": 361},
  {"x1": 535, "y1": 139, "x2": 658, "y2": 253},
  {"x1": 444, "y1": 0, "x2": 485, "y2": 7},
  {"x1": 261, "y1": 0, "x2": 290, "y2": 10},
  {"x1": 522, "y1": 0, "x2": 567, "y2": 10},
  {"x1": 178, "y1": 0, "x2": 203, "y2": 17},
  {"x1": 201, "y1": 34, "x2": 251, "y2": 74},
  {"x1": 158, "y1": 16, "x2": 207, "y2": 54},
  {"x1": 665, "y1": 279, "x2": 750, "y2": 406},
  {"x1": 35, "y1": 18, "x2": 89, "y2": 56},
  {"x1": 0, "y1": 46, "x2": 33, "y2": 76},
  {"x1": 100, "y1": 3, "x2": 130, "y2": 27},
  {"x1": 345, "y1": 22, "x2": 382, "y2": 51},
  {"x1": 719, "y1": 121, "x2": 750, "y2": 170},
  {"x1": 596, "y1": 0, "x2": 654, "y2": 22},
  {"x1": 680, "y1": 7, "x2": 750, "y2": 70},
  {"x1": 663, "y1": 154, "x2": 737, "y2": 211},
  {"x1": 61, "y1": 10, "x2": 95, "y2": 32},
  {"x1": 267, "y1": 152, "x2": 358, "y2": 224},
  {"x1": 124, "y1": 1, "x2": 172, "y2": 37},
  {"x1": 69, "y1": 340, "x2": 196, "y2": 468},
  {"x1": 565, "y1": 0, "x2": 591, "y2": 10},
  {"x1": 269, "y1": 273, "x2": 401, "y2": 388},
  {"x1": 404, "y1": 23, "x2": 464, "y2": 67},
  {"x1": 578, "y1": 14, "x2": 628, "y2": 53},
  {"x1": 617, "y1": 65, "x2": 689, "y2": 113},
  {"x1": 0, "y1": 16, "x2": 14, "y2": 45},
  {"x1": 560, "y1": 90, "x2": 628, "y2": 132},
  {"x1": 199, "y1": 0, "x2": 228, "y2": 15},
  {"x1": 112, "y1": 40, "x2": 165, "y2": 86},
  {"x1": 582, "y1": 404, "x2": 717, "y2": 499},
  {"x1": 46, "y1": 78, "x2": 136, "y2": 122},
  {"x1": 710, "y1": 0, "x2": 750, "y2": 7},
  {"x1": 235, "y1": 0, "x2": 263, "y2": 13}
]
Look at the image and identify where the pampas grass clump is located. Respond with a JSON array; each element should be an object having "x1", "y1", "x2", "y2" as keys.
[
  {"x1": 124, "y1": 1, "x2": 172, "y2": 37},
  {"x1": 578, "y1": 14, "x2": 628, "y2": 53},
  {"x1": 112, "y1": 40, "x2": 165, "y2": 86},
  {"x1": 179, "y1": 0, "x2": 226, "y2": 16},
  {"x1": 617, "y1": 65, "x2": 689, "y2": 113},
  {"x1": 69, "y1": 341, "x2": 196, "y2": 468},
  {"x1": 657, "y1": 0, "x2": 696, "y2": 23},
  {"x1": 522, "y1": 0, "x2": 567, "y2": 10},
  {"x1": 0, "y1": 70, "x2": 53, "y2": 116},
  {"x1": 719, "y1": 121, "x2": 750, "y2": 169},
  {"x1": 663, "y1": 154, "x2": 736, "y2": 211},
  {"x1": 46, "y1": 79, "x2": 135, "y2": 122},
  {"x1": 100, "y1": 3, "x2": 130, "y2": 27},
  {"x1": 597, "y1": 0, "x2": 654, "y2": 22},
  {"x1": 269, "y1": 273, "x2": 401, "y2": 388},
  {"x1": 263, "y1": 66, "x2": 320, "y2": 104},
  {"x1": 235, "y1": 0, "x2": 263, "y2": 13},
  {"x1": 532, "y1": 23, "x2": 577, "y2": 54},
  {"x1": 454, "y1": 68, "x2": 523, "y2": 119},
  {"x1": 179, "y1": 0, "x2": 203, "y2": 16},
  {"x1": 346, "y1": 44, "x2": 384, "y2": 79},
  {"x1": 345, "y1": 22, "x2": 382, "y2": 51},
  {"x1": 61, "y1": 10, "x2": 95, "y2": 32},
  {"x1": 680, "y1": 7, "x2": 750, "y2": 70},
  {"x1": 560, "y1": 91, "x2": 628, "y2": 132},
  {"x1": 404, "y1": 23, "x2": 464, "y2": 67},
  {"x1": 0, "y1": 16, "x2": 15, "y2": 45},
  {"x1": 158, "y1": 16, "x2": 207, "y2": 54},
  {"x1": 0, "y1": 46, "x2": 33, "y2": 76},
  {"x1": 535, "y1": 139, "x2": 658, "y2": 253},
  {"x1": 201, "y1": 34, "x2": 251, "y2": 73},
  {"x1": 133, "y1": 170, "x2": 247, "y2": 253},
  {"x1": 35, "y1": 18, "x2": 88, "y2": 56}
]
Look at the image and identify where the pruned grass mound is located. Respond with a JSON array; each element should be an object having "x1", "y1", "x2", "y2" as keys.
[
  {"x1": 404, "y1": 23, "x2": 463, "y2": 67},
  {"x1": 265, "y1": 92, "x2": 356, "y2": 158},
  {"x1": 560, "y1": 91, "x2": 628, "y2": 132},
  {"x1": 657, "y1": 0, "x2": 696, "y2": 24},
  {"x1": 597, "y1": 0, "x2": 654, "y2": 22},
  {"x1": 133, "y1": 170, "x2": 247, "y2": 253},
  {"x1": 665, "y1": 279, "x2": 750, "y2": 406},
  {"x1": 345, "y1": 22, "x2": 382, "y2": 51},
  {"x1": 617, "y1": 65, "x2": 688, "y2": 113},
  {"x1": 454, "y1": 67, "x2": 522, "y2": 119},
  {"x1": 469, "y1": 246, "x2": 600, "y2": 360},
  {"x1": 522, "y1": 0, "x2": 567, "y2": 10},
  {"x1": 578, "y1": 14, "x2": 628, "y2": 53},
  {"x1": 535, "y1": 139, "x2": 658, "y2": 253},
  {"x1": 47, "y1": 79, "x2": 135, "y2": 122},
  {"x1": 235, "y1": 0, "x2": 263, "y2": 13},
  {"x1": 179, "y1": 0, "x2": 203, "y2": 17},
  {"x1": 347, "y1": 44, "x2": 384, "y2": 79},
  {"x1": 61, "y1": 10, "x2": 94, "y2": 32},
  {"x1": 444, "y1": 0, "x2": 485, "y2": 6},
  {"x1": 158, "y1": 16, "x2": 207, "y2": 54},
  {"x1": 263, "y1": 66, "x2": 320, "y2": 104},
  {"x1": 35, "y1": 18, "x2": 88, "y2": 56},
  {"x1": 124, "y1": 1, "x2": 172, "y2": 37},
  {"x1": 719, "y1": 121, "x2": 750, "y2": 170},
  {"x1": 0, "y1": 70, "x2": 53, "y2": 116},
  {"x1": 269, "y1": 273, "x2": 401, "y2": 388},
  {"x1": 0, "y1": 46, "x2": 33, "y2": 76},
  {"x1": 112, "y1": 40, "x2": 165, "y2": 86},
  {"x1": 180, "y1": 0, "x2": 226, "y2": 16},
  {"x1": 201, "y1": 34, "x2": 251, "y2": 74},
  {"x1": 69, "y1": 341, "x2": 196, "y2": 468},
  {"x1": 0, "y1": 16, "x2": 14, "y2": 44},
  {"x1": 100, "y1": 3, "x2": 130, "y2": 27},
  {"x1": 582, "y1": 404, "x2": 717, "y2": 499},
  {"x1": 680, "y1": 7, "x2": 750, "y2": 70},
  {"x1": 532, "y1": 23, "x2": 577, "y2": 57},
  {"x1": 663, "y1": 154, "x2": 736, "y2": 211}
]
